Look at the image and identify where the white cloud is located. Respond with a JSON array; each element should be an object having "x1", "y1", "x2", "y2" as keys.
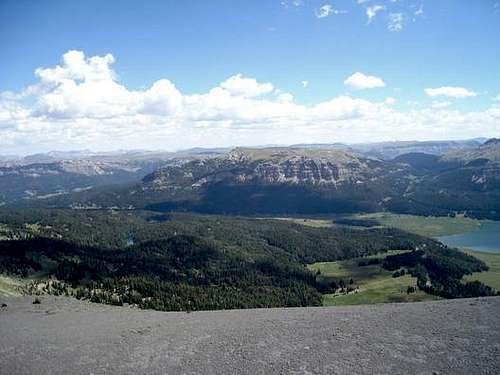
[
  {"x1": 425, "y1": 87, "x2": 478, "y2": 99},
  {"x1": 385, "y1": 97, "x2": 396, "y2": 105},
  {"x1": 431, "y1": 101, "x2": 452, "y2": 109},
  {"x1": 414, "y1": 4, "x2": 424, "y2": 17},
  {"x1": 32, "y1": 50, "x2": 138, "y2": 119},
  {"x1": 281, "y1": 0, "x2": 303, "y2": 8},
  {"x1": 315, "y1": 4, "x2": 346, "y2": 18},
  {"x1": 388, "y1": 13, "x2": 404, "y2": 32},
  {"x1": 344, "y1": 72, "x2": 386, "y2": 90},
  {"x1": 1, "y1": 50, "x2": 498, "y2": 155},
  {"x1": 494, "y1": 94, "x2": 500, "y2": 101},
  {"x1": 315, "y1": 4, "x2": 333, "y2": 18},
  {"x1": 35, "y1": 50, "x2": 116, "y2": 84},
  {"x1": 366, "y1": 5, "x2": 385, "y2": 23},
  {"x1": 219, "y1": 74, "x2": 274, "y2": 98},
  {"x1": 142, "y1": 79, "x2": 183, "y2": 115},
  {"x1": 301, "y1": 80, "x2": 309, "y2": 88},
  {"x1": 277, "y1": 93, "x2": 294, "y2": 103}
]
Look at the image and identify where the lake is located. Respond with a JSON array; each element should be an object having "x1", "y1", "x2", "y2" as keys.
[{"x1": 437, "y1": 221, "x2": 500, "y2": 253}]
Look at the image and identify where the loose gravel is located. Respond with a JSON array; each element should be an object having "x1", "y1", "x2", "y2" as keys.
[{"x1": 0, "y1": 296, "x2": 499, "y2": 374}]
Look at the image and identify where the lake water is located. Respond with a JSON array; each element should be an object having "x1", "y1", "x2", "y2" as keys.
[{"x1": 437, "y1": 221, "x2": 500, "y2": 253}]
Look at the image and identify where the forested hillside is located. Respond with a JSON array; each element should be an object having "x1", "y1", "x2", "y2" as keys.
[{"x1": 0, "y1": 209, "x2": 495, "y2": 311}]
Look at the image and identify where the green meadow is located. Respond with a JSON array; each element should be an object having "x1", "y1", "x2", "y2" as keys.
[
  {"x1": 352, "y1": 212, "x2": 480, "y2": 237},
  {"x1": 463, "y1": 251, "x2": 500, "y2": 291},
  {"x1": 272, "y1": 212, "x2": 481, "y2": 238},
  {"x1": 308, "y1": 251, "x2": 437, "y2": 306}
]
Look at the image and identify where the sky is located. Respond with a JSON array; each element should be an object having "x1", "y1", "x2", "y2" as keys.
[{"x1": 0, "y1": 0, "x2": 499, "y2": 155}]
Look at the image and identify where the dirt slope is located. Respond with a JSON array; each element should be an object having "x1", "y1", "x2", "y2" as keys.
[{"x1": 0, "y1": 296, "x2": 499, "y2": 374}]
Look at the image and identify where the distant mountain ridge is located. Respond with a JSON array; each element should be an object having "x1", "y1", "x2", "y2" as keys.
[
  {"x1": 1, "y1": 138, "x2": 487, "y2": 165},
  {"x1": 290, "y1": 139, "x2": 486, "y2": 160},
  {"x1": 352, "y1": 139, "x2": 486, "y2": 160},
  {"x1": 0, "y1": 148, "x2": 228, "y2": 205},
  {"x1": 4, "y1": 138, "x2": 500, "y2": 219},
  {"x1": 0, "y1": 148, "x2": 232, "y2": 166},
  {"x1": 441, "y1": 138, "x2": 500, "y2": 163}
]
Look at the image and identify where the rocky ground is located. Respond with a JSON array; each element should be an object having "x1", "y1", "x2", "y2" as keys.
[{"x1": 0, "y1": 296, "x2": 499, "y2": 374}]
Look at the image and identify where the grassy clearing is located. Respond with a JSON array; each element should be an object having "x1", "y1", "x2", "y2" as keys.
[
  {"x1": 0, "y1": 253, "x2": 56, "y2": 298},
  {"x1": 322, "y1": 275, "x2": 434, "y2": 306},
  {"x1": 352, "y1": 212, "x2": 480, "y2": 237},
  {"x1": 308, "y1": 251, "x2": 437, "y2": 306},
  {"x1": 309, "y1": 250, "x2": 407, "y2": 280},
  {"x1": 267, "y1": 217, "x2": 334, "y2": 228},
  {"x1": 463, "y1": 250, "x2": 500, "y2": 291},
  {"x1": 352, "y1": 214, "x2": 499, "y2": 292},
  {"x1": 268, "y1": 212, "x2": 481, "y2": 237},
  {"x1": 0, "y1": 275, "x2": 24, "y2": 297}
]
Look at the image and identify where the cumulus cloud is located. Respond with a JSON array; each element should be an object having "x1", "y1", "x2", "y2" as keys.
[
  {"x1": 366, "y1": 5, "x2": 385, "y2": 23},
  {"x1": 142, "y1": 79, "x2": 183, "y2": 115},
  {"x1": 277, "y1": 93, "x2": 294, "y2": 103},
  {"x1": 219, "y1": 74, "x2": 274, "y2": 98},
  {"x1": 344, "y1": 72, "x2": 385, "y2": 90},
  {"x1": 35, "y1": 50, "x2": 116, "y2": 83},
  {"x1": 425, "y1": 86, "x2": 478, "y2": 99},
  {"x1": 431, "y1": 101, "x2": 452, "y2": 109},
  {"x1": 32, "y1": 51, "x2": 138, "y2": 119},
  {"x1": 0, "y1": 50, "x2": 498, "y2": 155},
  {"x1": 385, "y1": 97, "x2": 396, "y2": 105}
]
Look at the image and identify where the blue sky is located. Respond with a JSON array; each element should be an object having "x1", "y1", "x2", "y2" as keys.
[{"x1": 0, "y1": 0, "x2": 499, "y2": 154}]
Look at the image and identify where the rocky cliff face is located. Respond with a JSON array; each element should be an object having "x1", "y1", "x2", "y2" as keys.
[
  {"x1": 441, "y1": 138, "x2": 500, "y2": 163},
  {"x1": 143, "y1": 147, "x2": 384, "y2": 190},
  {"x1": 137, "y1": 144, "x2": 500, "y2": 219}
]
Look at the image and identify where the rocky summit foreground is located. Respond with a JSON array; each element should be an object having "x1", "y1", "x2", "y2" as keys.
[{"x1": 0, "y1": 297, "x2": 499, "y2": 374}]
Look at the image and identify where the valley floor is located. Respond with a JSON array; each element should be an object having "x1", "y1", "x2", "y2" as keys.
[{"x1": 0, "y1": 296, "x2": 499, "y2": 374}]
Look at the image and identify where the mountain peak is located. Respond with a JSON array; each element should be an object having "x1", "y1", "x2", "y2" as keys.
[{"x1": 483, "y1": 138, "x2": 500, "y2": 146}]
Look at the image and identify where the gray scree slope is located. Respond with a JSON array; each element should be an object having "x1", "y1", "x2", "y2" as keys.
[{"x1": 0, "y1": 296, "x2": 499, "y2": 375}]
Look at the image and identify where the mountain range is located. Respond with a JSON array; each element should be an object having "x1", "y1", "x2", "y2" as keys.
[
  {"x1": 0, "y1": 148, "x2": 227, "y2": 205},
  {"x1": 6, "y1": 138, "x2": 498, "y2": 219}
]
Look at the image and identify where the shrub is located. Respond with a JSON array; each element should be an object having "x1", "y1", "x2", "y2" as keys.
[{"x1": 407, "y1": 286, "x2": 416, "y2": 294}]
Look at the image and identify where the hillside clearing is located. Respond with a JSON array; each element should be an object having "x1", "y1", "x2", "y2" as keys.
[
  {"x1": 464, "y1": 250, "x2": 500, "y2": 291},
  {"x1": 308, "y1": 251, "x2": 437, "y2": 306},
  {"x1": 0, "y1": 275, "x2": 23, "y2": 297}
]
